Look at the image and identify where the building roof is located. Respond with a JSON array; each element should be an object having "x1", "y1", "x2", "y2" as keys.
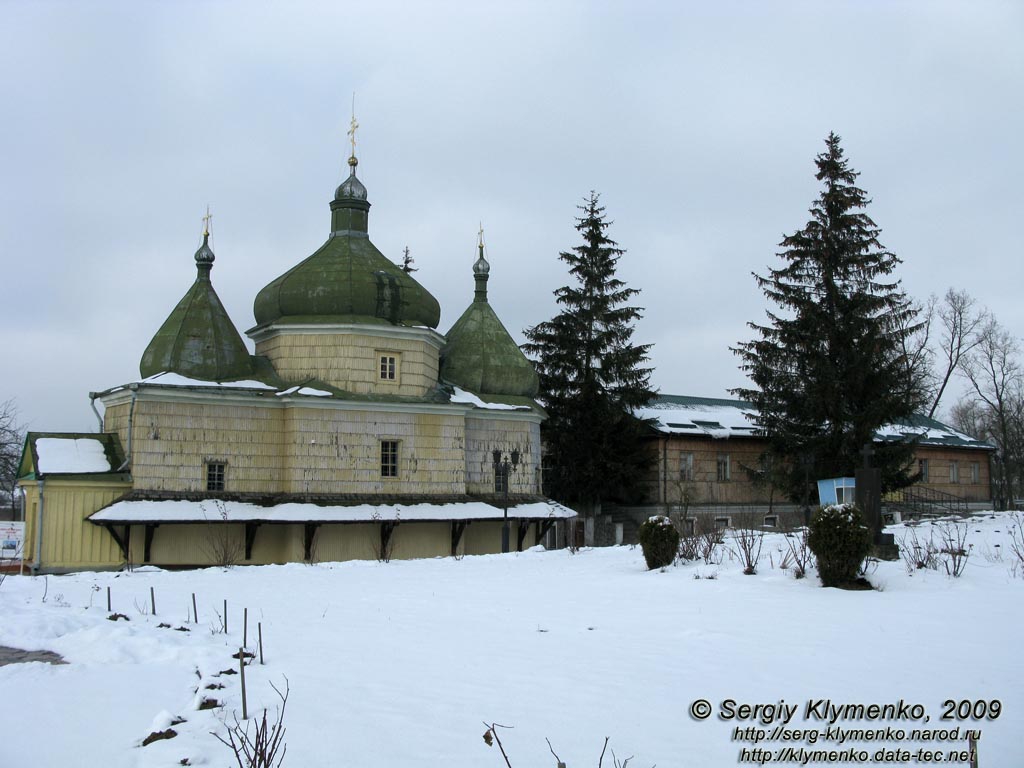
[
  {"x1": 441, "y1": 243, "x2": 539, "y2": 398},
  {"x1": 88, "y1": 498, "x2": 575, "y2": 525},
  {"x1": 18, "y1": 432, "x2": 129, "y2": 480},
  {"x1": 140, "y1": 232, "x2": 256, "y2": 381},
  {"x1": 252, "y1": 154, "x2": 441, "y2": 330},
  {"x1": 638, "y1": 394, "x2": 994, "y2": 450}
]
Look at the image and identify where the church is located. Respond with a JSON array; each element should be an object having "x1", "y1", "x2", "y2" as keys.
[{"x1": 17, "y1": 130, "x2": 573, "y2": 573}]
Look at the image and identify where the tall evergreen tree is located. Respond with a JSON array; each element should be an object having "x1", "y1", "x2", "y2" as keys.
[
  {"x1": 523, "y1": 193, "x2": 656, "y2": 512},
  {"x1": 732, "y1": 133, "x2": 925, "y2": 497}
]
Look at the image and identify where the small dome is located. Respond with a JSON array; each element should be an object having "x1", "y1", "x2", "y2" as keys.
[
  {"x1": 473, "y1": 250, "x2": 490, "y2": 275},
  {"x1": 335, "y1": 157, "x2": 367, "y2": 201},
  {"x1": 141, "y1": 234, "x2": 254, "y2": 381}
]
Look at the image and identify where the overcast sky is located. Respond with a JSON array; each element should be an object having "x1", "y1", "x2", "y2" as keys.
[{"x1": 1, "y1": 0, "x2": 1021, "y2": 435}]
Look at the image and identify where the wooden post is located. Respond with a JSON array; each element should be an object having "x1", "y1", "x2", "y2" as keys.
[
  {"x1": 223, "y1": 599, "x2": 228, "y2": 634},
  {"x1": 243, "y1": 607, "x2": 248, "y2": 647},
  {"x1": 192, "y1": 593, "x2": 198, "y2": 624},
  {"x1": 239, "y1": 646, "x2": 248, "y2": 721},
  {"x1": 258, "y1": 622, "x2": 264, "y2": 665},
  {"x1": 106, "y1": 586, "x2": 111, "y2": 612},
  {"x1": 150, "y1": 586, "x2": 156, "y2": 616}
]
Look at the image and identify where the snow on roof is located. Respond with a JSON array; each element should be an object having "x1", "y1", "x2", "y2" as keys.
[
  {"x1": 35, "y1": 437, "x2": 113, "y2": 474},
  {"x1": 637, "y1": 400, "x2": 758, "y2": 439},
  {"x1": 139, "y1": 372, "x2": 277, "y2": 390},
  {"x1": 276, "y1": 385, "x2": 334, "y2": 397},
  {"x1": 90, "y1": 499, "x2": 576, "y2": 524},
  {"x1": 450, "y1": 387, "x2": 530, "y2": 411}
]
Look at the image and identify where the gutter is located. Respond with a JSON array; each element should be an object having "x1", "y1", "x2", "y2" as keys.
[
  {"x1": 116, "y1": 384, "x2": 138, "y2": 472},
  {"x1": 32, "y1": 479, "x2": 44, "y2": 574},
  {"x1": 88, "y1": 391, "x2": 103, "y2": 432}
]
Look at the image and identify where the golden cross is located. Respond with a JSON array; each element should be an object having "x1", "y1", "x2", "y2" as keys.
[
  {"x1": 202, "y1": 206, "x2": 212, "y2": 236},
  {"x1": 347, "y1": 105, "x2": 359, "y2": 158},
  {"x1": 478, "y1": 222, "x2": 484, "y2": 248}
]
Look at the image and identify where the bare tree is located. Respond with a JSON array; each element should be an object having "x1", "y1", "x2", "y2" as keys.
[
  {"x1": 0, "y1": 400, "x2": 25, "y2": 515},
  {"x1": 959, "y1": 318, "x2": 1024, "y2": 509},
  {"x1": 929, "y1": 289, "x2": 989, "y2": 418}
]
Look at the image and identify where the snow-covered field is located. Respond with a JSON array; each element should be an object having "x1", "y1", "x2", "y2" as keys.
[{"x1": 1, "y1": 513, "x2": 1022, "y2": 768}]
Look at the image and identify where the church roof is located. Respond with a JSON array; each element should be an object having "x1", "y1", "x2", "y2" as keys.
[
  {"x1": 440, "y1": 242, "x2": 539, "y2": 398},
  {"x1": 18, "y1": 432, "x2": 129, "y2": 480},
  {"x1": 140, "y1": 232, "x2": 256, "y2": 381},
  {"x1": 252, "y1": 154, "x2": 440, "y2": 330}
]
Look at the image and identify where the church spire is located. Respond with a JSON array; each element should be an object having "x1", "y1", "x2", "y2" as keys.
[{"x1": 473, "y1": 224, "x2": 490, "y2": 303}]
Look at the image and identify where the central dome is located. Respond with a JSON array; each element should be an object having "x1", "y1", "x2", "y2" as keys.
[{"x1": 253, "y1": 158, "x2": 440, "y2": 329}]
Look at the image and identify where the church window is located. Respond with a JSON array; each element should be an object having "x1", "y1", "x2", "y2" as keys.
[
  {"x1": 495, "y1": 467, "x2": 509, "y2": 494},
  {"x1": 381, "y1": 440, "x2": 399, "y2": 478},
  {"x1": 680, "y1": 452, "x2": 694, "y2": 481},
  {"x1": 379, "y1": 354, "x2": 398, "y2": 381},
  {"x1": 716, "y1": 453, "x2": 731, "y2": 482},
  {"x1": 206, "y1": 462, "x2": 226, "y2": 491}
]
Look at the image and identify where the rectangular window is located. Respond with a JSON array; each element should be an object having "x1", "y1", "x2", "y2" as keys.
[
  {"x1": 380, "y1": 440, "x2": 399, "y2": 478},
  {"x1": 950, "y1": 461, "x2": 960, "y2": 484},
  {"x1": 206, "y1": 462, "x2": 226, "y2": 492},
  {"x1": 679, "y1": 452, "x2": 694, "y2": 482},
  {"x1": 379, "y1": 355, "x2": 398, "y2": 381},
  {"x1": 971, "y1": 461, "x2": 980, "y2": 484},
  {"x1": 682, "y1": 518, "x2": 696, "y2": 536},
  {"x1": 495, "y1": 467, "x2": 509, "y2": 494},
  {"x1": 763, "y1": 515, "x2": 778, "y2": 528},
  {"x1": 716, "y1": 454, "x2": 731, "y2": 482},
  {"x1": 918, "y1": 459, "x2": 929, "y2": 482},
  {"x1": 714, "y1": 516, "x2": 731, "y2": 530}
]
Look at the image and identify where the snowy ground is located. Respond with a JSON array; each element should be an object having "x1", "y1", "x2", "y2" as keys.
[{"x1": 1, "y1": 513, "x2": 1022, "y2": 768}]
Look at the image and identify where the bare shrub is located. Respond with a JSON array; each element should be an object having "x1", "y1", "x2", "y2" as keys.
[
  {"x1": 1005, "y1": 513, "x2": 1024, "y2": 578},
  {"x1": 677, "y1": 530, "x2": 700, "y2": 562},
  {"x1": 898, "y1": 526, "x2": 940, "y2": 574},
  {"x1": 728, "y1": 526, "x2": 764, "y2": 575},
  {"x1": 213, "y1": 678, "x2": 289, "y2": 768},
  {"x1": 482, "y1": 724, "x2": 653, "y2": 768},
  {"x1": 201, "y1": 500, "x2": 242, "y2": 567},
  {"x1": 935, "y1": 521, "x2": 972, "y2": 578},
  {"x1": 784, "y1": 529, "x2": 815, "y2": 579}
]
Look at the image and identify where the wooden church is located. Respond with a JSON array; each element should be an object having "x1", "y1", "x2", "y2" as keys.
[{"x1": 17, "y1": 130, "x2": 573, "y2": 573}]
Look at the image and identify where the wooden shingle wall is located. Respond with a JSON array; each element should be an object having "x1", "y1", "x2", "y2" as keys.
[{"x1": 464, "y1": 417, "x2": 541, "y2": 496}]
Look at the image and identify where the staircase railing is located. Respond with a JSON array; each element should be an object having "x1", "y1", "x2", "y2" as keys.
[{"x1": 887, "y1": 485, "x2": 969, "y2": 518}]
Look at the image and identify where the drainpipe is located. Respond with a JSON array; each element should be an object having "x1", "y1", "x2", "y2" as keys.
[
  {"x1": 18, "y1": 486, "x2": 27, "y2": 575},
  {"x1": 32, "y1": 479, "x2": 44, "y2": 575},
  {"x1": 117, "y1": 384, "x2": 138, "y2": 472},
  {"x1": 662, "y1": 437, "x2": 668, "y2": 514},
  {"x1": 88, "y1": 392, "x2": 104, "y2": 432}
]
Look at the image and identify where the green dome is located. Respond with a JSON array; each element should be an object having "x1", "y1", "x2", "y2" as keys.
[
  {"x1": 441, "y1": 245, "x2": 539, "y2": 398},
  {"x1": 253, "y1": 158, "x2": 440, "y2": 329},
  {"x1": 140, "y1": 233, "x2": 255, "y2": 381}
]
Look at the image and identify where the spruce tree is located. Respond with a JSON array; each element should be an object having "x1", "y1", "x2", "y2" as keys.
[
  {"x1": 523, "y1": 193, "x2": 655, "y2": 513},
  {"x1": 732, "y1": 133, "x2": 925, "y2": 497}
]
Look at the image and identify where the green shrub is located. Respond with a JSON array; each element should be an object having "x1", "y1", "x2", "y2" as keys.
[
  {"x1": 807, "y1": 504, "x2": 873, "y2": 587},
  {"x1": 638, "y1": 516, "x2": 680, "y2": 570}
]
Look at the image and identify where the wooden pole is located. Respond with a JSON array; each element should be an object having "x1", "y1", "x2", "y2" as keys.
[
  {"x1": 150, "y1": 586, "x2": 156, "y2": 616},
  {"x1": 106, "y1": 586, "x2": 111, "y2": 612},
  {"x1": 223, "y1": 599, "x2": 228, "y2": 634},
  {"x1": 239, "y1": 646, "x2": 248, "y2": 720},
  {"x1": 192, "y1": 593, "x2": 198, "y2": 624},
  {"x1": 243, "y1": 607, "x2": 248, "y2": 647},
  {"x1": 258, "y1": 622, "x2": 264, "y2": 665}
]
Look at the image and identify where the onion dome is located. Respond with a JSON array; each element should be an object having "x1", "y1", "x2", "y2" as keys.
[
  {"x1": 441, "y1": 239, "x2": 539, "y2": 398},
  {"x1": 140, "y1": 230, "x2": 255, "y2": 380},
  {"x1": 252, "y1": 152, "x2": 440, "y2": 329}
]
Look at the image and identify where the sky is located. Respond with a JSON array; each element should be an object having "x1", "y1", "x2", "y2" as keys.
[{"x1": 1, "y1": 0, "x2": 1021, "y2": 435}]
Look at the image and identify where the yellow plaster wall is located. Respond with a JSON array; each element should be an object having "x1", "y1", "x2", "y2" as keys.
[
  {"x1": 283, "y1": 407, "x2": 466, "y2": 495},
  {"x1": 464, "y1": 417, "x2": 542, "y2": 496},
  {"x1": 127, "y1": 400, "x2": 285, "y2": 493},
  {"x1": 20, "y1": 479, "x2": 131, "y2": 571},
  {"x1": 256, "y1": 331, "x2": 439, "y2": 397}
]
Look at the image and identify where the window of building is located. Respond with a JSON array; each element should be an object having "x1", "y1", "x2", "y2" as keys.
[
  {"x1": 495, "y1": 467, "x2": 509, "y2": 494},
  {"x1": 379, "y1": 354, "x2": 398, "y2": 381},
  {"x1": 763, "y1": 515, "x2": 778, "y2": 528},
  {"x1": 380, "y1": 440, "x2": 399, "y2": 478},
  {"x1": 918, "y1": 459, "x2": 929, "y2": 482},
  {"x1": 950, "y1": 461, "x2": 960, "y2": 484},
  {"x1": 971, "y1": 461, "x2": 980, "y2": 484},
  {"x1": 680, "y1": 452, "x2": 694, "y2": 482},
  {"x1": 682, "y1": 518, "x2": 696, "y2": 536},
  {"x1": 716, "y1": 453, "x2": 731, "y2": 482},
  {"x1": 714, "y1": 516, "x2": 731, "y2": 530},
  {"x1": 206, "y1": 462, "x2": 226, "y2": 492}
]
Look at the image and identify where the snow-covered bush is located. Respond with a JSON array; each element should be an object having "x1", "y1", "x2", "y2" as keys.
[
  {"x1": 638, "y1": 515, "x2": 679, "y2": 570},
  {"x1": 807, "y1": 504, "x2": 872, "y2": 587}
]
